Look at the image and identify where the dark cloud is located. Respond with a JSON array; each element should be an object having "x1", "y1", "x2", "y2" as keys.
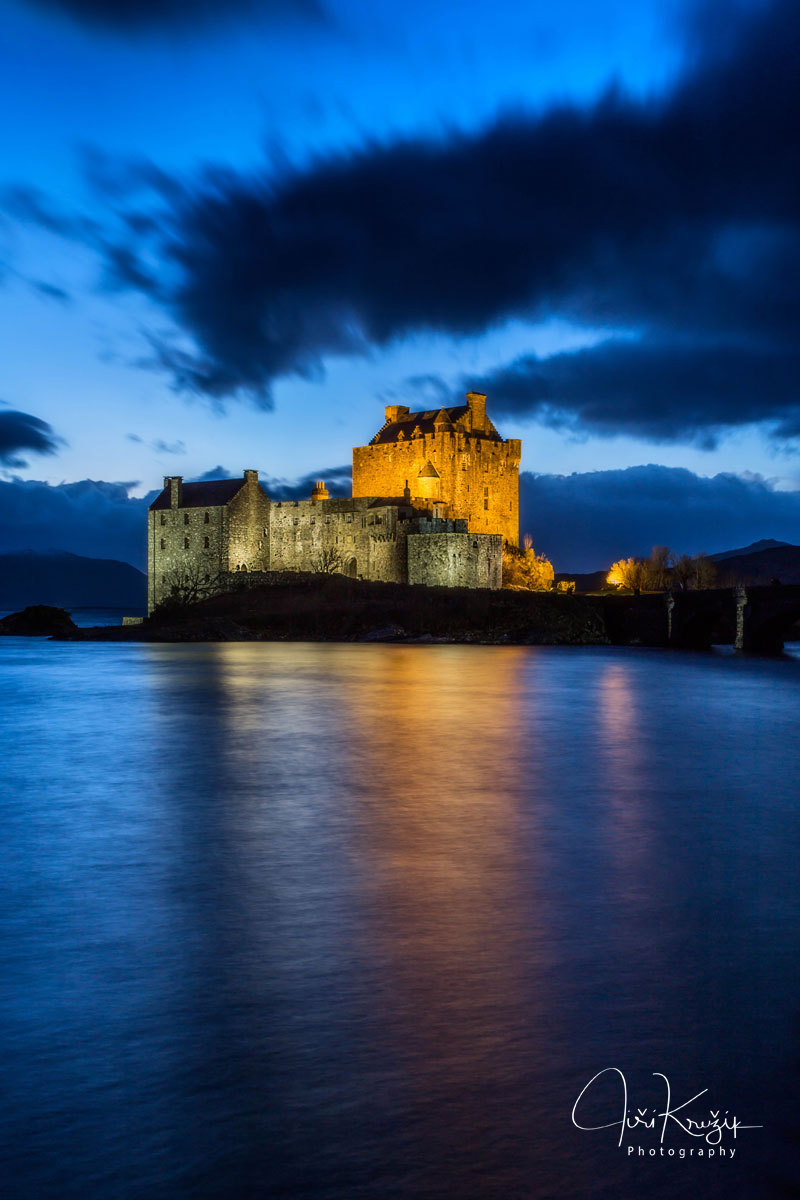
[
  {"x1": 190, "y1": 465, "x2": 238, "y2": 481},
  {"x1": 263, "y1": 465, "x2": 352, "y2": 501},
  {"x1": 52, "y1": 0, "x2": 795, "y2": 441},
  {"x1": 0, "y1": 478, "x2": 150, "y2": 568},
  {"x1": 3, "y1": 465, "x2": 796, "y2": 575},
  {"x1": 467, "y1": 339, "x2": 800, "y2": 446},
  {"x1": 0, "y1": 410, "x2": 64, "y2": 467},
  {"x1": 0, "y1": 465, "x2": 352, "y2": 567},
  {"x1": 520, "y1": 465, "x2": 800, "y2": 572},
  {"x1": 25, "y1": 0, "x2": 326, "y2": 35}
]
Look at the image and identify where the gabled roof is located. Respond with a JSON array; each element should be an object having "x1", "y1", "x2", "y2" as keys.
[
  {"x1": 418, "y1": 460, "x2": 440, "y2": 478},
  {"x1": 150, "y1": 479, "x2": 246, "y2": 511},
  {"x1": 369, "y1": 404, "x2": 501, "y2": 445}
]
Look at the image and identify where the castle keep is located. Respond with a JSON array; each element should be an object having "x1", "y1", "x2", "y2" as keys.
[{"x1": 147, "y1": 392, "x2": 520, "y2": 613}]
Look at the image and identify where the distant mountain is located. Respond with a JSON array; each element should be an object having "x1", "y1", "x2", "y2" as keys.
[
  {"x1": 711, "y1": 539, "x2": 792, "y2": 561},
  {"x1": 558, "y1": 541, "x2": 800, "y2": 592},
  {"x1": 713, "y1": 543, "x2": 800, "y2": 585},
  {"x1": 0, "y1": 551, "x2": 146, "y2": 611}
]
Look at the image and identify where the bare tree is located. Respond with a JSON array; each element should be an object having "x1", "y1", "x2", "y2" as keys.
[
  {"x1": 672, "y1": 554, "x2": 694, "y2": 591},
  {"x1": 647, "y1": 545, "x2": 673, "y2": 591},
  {"x1": 158, "y1": 563, "x2": 223, "y2": 609},
  {"x1": 692, "y1": 552, "x2": 718, "y2": 590},
  {"x1": 311, "y1": 546, "x2": 344, "y2": 574}
]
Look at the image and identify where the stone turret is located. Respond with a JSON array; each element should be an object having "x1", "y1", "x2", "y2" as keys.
[
  {"x1": 465, "y1": 391, "x2": 487, "y2": 432},
  {"x1": 352, "y1": 390, "x2": 520, "y2": 544},
  {"x1": 311, "y1": 480, "x2": 330, "y2": 502}
]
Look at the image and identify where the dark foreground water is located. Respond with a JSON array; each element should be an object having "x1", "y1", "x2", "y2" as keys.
[{"x1": 1, "y1": 641, "x2": 799, "y2": 1200}]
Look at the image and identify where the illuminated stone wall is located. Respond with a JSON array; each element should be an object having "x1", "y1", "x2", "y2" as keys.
[
  {"x1": 268, "y1": 497, "x2": 411, "y2": 581},
  {"x1": 227, "y1": 471, "x2": 270, "y2": 573},
  {"x1": 147, "y1": 472, "x2": 269, "y2": 612},
  {"x1": 352, "y1": 393, "x2": 521, "y2": 546},
  {"x1": 407, "y1": 532, "x2": 503, "y2": 590}
]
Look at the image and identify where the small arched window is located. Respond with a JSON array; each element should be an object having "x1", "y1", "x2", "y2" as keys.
[
  {"x1": 204, "y1": 536, "x2": 210, "y2": 549},
  {"x1": 204, "y1": 511, "x2": 210, "y2": 524}
]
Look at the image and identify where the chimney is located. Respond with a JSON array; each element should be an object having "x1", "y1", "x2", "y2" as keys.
[
  {"x1": 167, "y1": 476, "x2": 183, "y2": 509},
  {"x1": 465, "y1": 391, "x2": 487, "y2": 431},
  {"x1": 311, "y1": 480, "x2": 330, "y2": 503},
  {"x1": 243, "y1": 469, "x2": 258, "y2": 485},
  {"x1": 384, "y1": 404, "x2": 410, "y2": 424}
]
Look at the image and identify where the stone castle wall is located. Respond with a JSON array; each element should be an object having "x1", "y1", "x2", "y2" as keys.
[
  {"x1": 147, "y1": 473, "x2": 268, "y2": 612},
  {"x1": 268, "y1": 498, "x2": 410, "y2": 582},
  {"x1": 227, "y1": 471, "x2": 270, "y2": 573},
  {"x1": 352, "y1": 393, "x2": 521, "y2": 545},
  {"x1": 407, "y1": 532, "x2": 503, "y2": 590}
]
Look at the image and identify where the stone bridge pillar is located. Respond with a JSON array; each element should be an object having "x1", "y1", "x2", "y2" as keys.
[{"x1": 734, "y1": 585, "x2": 748, "y2": 652}]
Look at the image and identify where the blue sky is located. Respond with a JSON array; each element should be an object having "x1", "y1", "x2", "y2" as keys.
[{"x1": 1, "y1": 0, "x2": 798, "y2": 568}]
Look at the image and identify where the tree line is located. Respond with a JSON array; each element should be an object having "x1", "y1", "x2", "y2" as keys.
[{"x1": 607, "y1": 546, "x2": 719, "y2": 592}]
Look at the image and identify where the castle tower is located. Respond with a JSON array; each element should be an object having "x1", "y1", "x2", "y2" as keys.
[{"x1": 352, "y1": 391, "x2": 520, "y2": 544}]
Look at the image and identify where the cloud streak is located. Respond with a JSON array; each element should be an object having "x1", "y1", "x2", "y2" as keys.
[
  {"x1": 44, "y1": 0, "x2": 794, "y2": 446},
  {"x1": 0, "y1": 409, "x2": 64, "y2": 467},
  {"x1": 25, "y1": 0, "x2": 326, "y2": 35}
]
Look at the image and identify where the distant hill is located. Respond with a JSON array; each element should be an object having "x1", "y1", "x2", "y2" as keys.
[
  {"x1": 711, "y1": 539, "x2": 792, "y2": 561},
  {"x1": 555, "y1": 570, "x2": 608, "y2": 593},
  {"x1": 0, "y1": 551, "x2": 146, "y2": 611},
  {"x1": 714, "y1": 543, "x2": 800, "y2": 585},
  {"x1": 558, "y1": 541, "x2": 800, "y2": 592}
]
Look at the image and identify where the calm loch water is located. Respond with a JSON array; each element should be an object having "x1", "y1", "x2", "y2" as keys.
[{"x1": 1, "y1": 640, "x2": 799, "y2": 1199}]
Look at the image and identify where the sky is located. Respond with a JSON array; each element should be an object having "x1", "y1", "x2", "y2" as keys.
[{"x1": 0, "y1": 0, "x2": 798, "y2": 570}]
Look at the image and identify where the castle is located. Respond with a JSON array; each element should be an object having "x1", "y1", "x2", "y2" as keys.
[{"x1": 147, "y1": 391, "x2": 521, "y2": 613}]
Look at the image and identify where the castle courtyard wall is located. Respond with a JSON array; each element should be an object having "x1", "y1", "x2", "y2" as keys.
[{"x1": 407, "y1": 532, "x2": 503, "y2": 590}]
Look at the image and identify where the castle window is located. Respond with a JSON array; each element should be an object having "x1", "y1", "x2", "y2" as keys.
[
  {"x1": 473, "y1": 541, "x2": 479, "y2": 548},
  {"x1": 184, "y1": 537, "x2": 190, "y2": 549},
  {"x1": 204, "y1": 536, "x2": 210, "y2": 548},
  {"x1": 310, "y1": 517, "x2": 315, "y2": 525},
  {"x1": 484, "y1": 499, "x2": 489, "y2": 510},
  {"x1": 204, "y1": 512, "x2": 210, "y2": 524},
  {"x1": 160, "y1": 513, "x2": 166, "y2": 526},
  {"x1": 293, "y1": 518, "x2": 299, "y2": 526},
  {"x1": 184, "y1": 513, "x2": 190, "y2": 525},
  {"x1": 346, "y1": 515, "x2": 352, "y2": 523},
  {"x1": 160, "y1": 537, "x2": 166, "y2": 550},
  {"x1": 484, "y1": 487, "x2": 489, "y2": 497},
  {"x1": 325, "y1": 516, "x2": 331, "y2": 524}
]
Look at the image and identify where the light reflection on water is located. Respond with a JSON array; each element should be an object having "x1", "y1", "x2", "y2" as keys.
[{"x1": 1, "y1": 640, "x2": 799, "y2": 1200}]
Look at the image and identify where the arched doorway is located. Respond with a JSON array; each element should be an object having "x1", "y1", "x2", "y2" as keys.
[{"x1": 346, "y1": 557, "x2": 358, "y2": 578}]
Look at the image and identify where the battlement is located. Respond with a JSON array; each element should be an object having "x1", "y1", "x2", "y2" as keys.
[{"x1": 353, "y1": 391, "x2": 519, "y2": 545}]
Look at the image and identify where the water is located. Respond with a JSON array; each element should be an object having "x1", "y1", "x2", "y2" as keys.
[{"x1": 1, "y1": 640, "x2": 798, "y2": 1200}]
